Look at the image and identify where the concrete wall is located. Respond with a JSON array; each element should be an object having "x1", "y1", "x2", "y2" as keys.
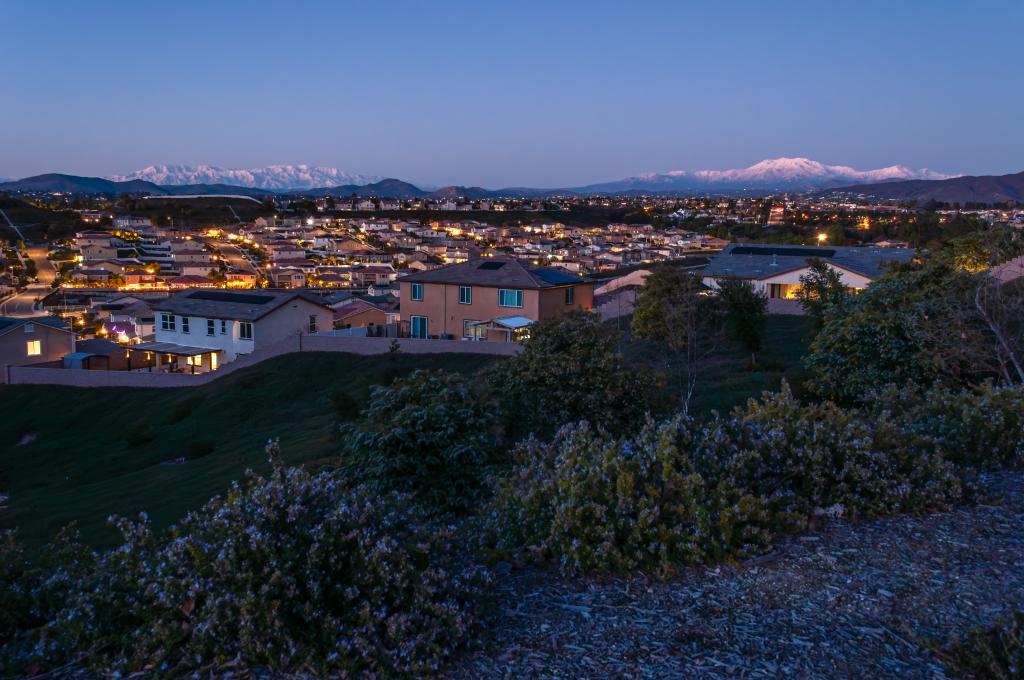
[{"x1": 6, "y1": 334, "x2": 520, "y2": 388}]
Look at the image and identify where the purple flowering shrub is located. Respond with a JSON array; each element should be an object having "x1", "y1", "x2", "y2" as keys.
[
  {"x1": 489, "y1": 385, "x2": 975, "y2": 576},
  {"x1": 870, "y1": 383, "x2": 1024, "y2": 470},
  {"x1": 4, "y1": 441, "x2": 488, "y2": 677}
]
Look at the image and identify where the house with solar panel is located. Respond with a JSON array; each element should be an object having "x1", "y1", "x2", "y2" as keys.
[
  {"x1": 701, "y1": 243, "x2": 915, "y2": 306},
  {"x1": 397, "y1": 258, "x2": 594, "y2": 341},
  {"x1": 133, "y1": 289, "x2": 333, "y2": 373}
]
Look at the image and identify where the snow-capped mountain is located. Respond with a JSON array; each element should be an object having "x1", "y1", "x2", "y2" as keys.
[
  {"x1": 578, "y1": 158, "x2": 956, "y2": 193},
  {"x1": 110, "y1": 164, "x2": 380, "y2": 190}
]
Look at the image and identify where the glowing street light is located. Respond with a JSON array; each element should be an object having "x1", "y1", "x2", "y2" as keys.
[{"x1": 816, "y1": 233, "x2": 828, "y2": 244}]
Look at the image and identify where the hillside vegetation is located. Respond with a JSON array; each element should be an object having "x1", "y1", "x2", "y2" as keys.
[{"x1": 0, "y1": 352, "x2": 500, "y2": 547}]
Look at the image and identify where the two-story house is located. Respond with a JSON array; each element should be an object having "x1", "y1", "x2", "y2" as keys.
[
  {"x1": 397, "y1": 258, "x2": 594, "y2": 341},
  {"x1": 0, "y1": 316, "x2": 75, "y2": 383},
  {"x1": 134, "y1": 289, "x2": 332, "y2": 372}
]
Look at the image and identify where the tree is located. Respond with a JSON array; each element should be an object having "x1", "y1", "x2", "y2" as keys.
[
  {"x1": 795, "y1": 258, "x2": 849, "y2": 324},
  {"x1": 632, "y1": 267, "x2": 722, "y2": 415},
  {"x1": 340, "y1": 369, "x2": 498, "y2": 511},
  {"x1": 717, "y1": 277, "x2": 768, "y2": 367},
  {"x1": 491, "y1": 311, "x2": 662, "y2": 438}
]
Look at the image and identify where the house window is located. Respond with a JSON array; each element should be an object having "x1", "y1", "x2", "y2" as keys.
[
  {"x1": 463, "y1": 319, "x2": 486, "y2": 340},
  {"x1": 220, "y1": 319, "x2": 227, "y2": 334},
  {"x1": 498, "y1": 289, "x2": 523, "y2": 308},
  {"x1": 160, "y1": 313, "x2": 175, "y2": 331},
  {"x1": 239, "y1": 322, "x2": 253, "y2": 340},
  {"x1": 24, "y1": 323, "x2": 34, "y2": 333},
  {"x1": 410, "y1": 283, "x2": 423, "y2": 301},
  {"x1": 410, "y1": 315, "x2": 428, "y2": 339},
  {"x1": 308, "y1": 314, "x2": 318, "y2": 333},
  {"x1": 458, "y1": 286, "x2": 472, "y2": 304},
  {"x1": 565, "y1": 287, "x2": 575, "y2": 305},
  {"x1": 26, "y1": 340, "x2": 41, "y2": 356},
  {"x1": 207, "y1": 319, "x2": 215, "y2": 336},
  {"x1": 181, "y1": 317, "x2": 190, "y2": 334}
]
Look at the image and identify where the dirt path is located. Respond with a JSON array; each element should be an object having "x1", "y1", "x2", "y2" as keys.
[{"x1": 450, "y1": 472, "x2": 1024, "y2": 679}]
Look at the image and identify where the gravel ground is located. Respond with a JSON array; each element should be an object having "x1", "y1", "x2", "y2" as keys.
[{"x1": 448, "y1": 471, "x2": 1024, "y2": 679}]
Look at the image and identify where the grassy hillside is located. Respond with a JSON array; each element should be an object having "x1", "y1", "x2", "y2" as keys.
[
  {"x1": 0, "y1": 352, "x2": 501, "y2": 548},
  {"x1": 618, "y1": 314, "x2": 816, "y2": 415}
]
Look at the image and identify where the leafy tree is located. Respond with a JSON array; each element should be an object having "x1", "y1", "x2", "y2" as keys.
[
  {"x1": 632, "y1": 267, "x2": 722, "y2": 414},
  {"x1": 717, "y1": 277, "x2": 768, "y2": 367},
  {"x1": 795, "y1": 258, "x2": 849, "y2": 324},
  {"x1": 340, "y1": 369, "x2": 498, "y2": 511},
  {"x1": 491, "y1": 311, "x2": 661, "y2": 438}
]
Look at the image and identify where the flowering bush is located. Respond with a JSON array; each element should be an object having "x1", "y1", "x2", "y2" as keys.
[
  {"x1": 871, "y1": 383, "x2": 1024, "y2": 470},
  {"x1": 4, "y1": 441, "x2": 488, "y2": 677},
  {"x1": 488, "y1": 420, "x2": 772, "y2": 576},
  {"x1": 488, "y1": 386, "x2": 974, "y2": 576}
]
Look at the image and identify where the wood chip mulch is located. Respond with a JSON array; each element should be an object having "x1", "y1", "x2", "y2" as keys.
[{"x1": 447, "y1": 471, "x2": 1024, "y2": 679}]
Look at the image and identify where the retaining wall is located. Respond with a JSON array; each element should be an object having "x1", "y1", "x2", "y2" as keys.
[{"x1": 5, "y1": 335, "x2": 520, "y2": 388}]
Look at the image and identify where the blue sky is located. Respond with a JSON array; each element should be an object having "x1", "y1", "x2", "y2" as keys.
[{"x1": 2, "y1": 0, "x2": 1021, "y2": 187}]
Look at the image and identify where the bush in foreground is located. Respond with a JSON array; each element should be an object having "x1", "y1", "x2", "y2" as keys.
[
  {"x1": 3, "y1": 441, "x2": 488, "y2": 677},
  {"x1": 340, "y1": 369, "x2": 499, "y2": 511},
  {"x1": 488, "y1": 386, "x2": 975, "y2": 576},
  {"x1": 949, "y1": 610, "x2": 1024, "y2": 680}
]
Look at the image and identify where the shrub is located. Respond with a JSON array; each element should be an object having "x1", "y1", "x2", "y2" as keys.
[
  {"x1": 4, "y1": 441, "x2": 488, "y2": 677},
  {"x1": 949, "y1": 611, "x2": 1024, "y2": 680},
  {"x1": 340, "y1": 370, "x2": 499, "y2": 511},
  {"x1": 488, "y1": 385, "x2": 974, "y2": 577},
  {"x1": 871, "y1": 383, "x2": 1024, "y2": 470},
  {"x1": 488, "y1": 420, "x2": 772, "y2": 576},
  {"x1": 491, "y1": 311, "x2": 663, "y2": 438}
]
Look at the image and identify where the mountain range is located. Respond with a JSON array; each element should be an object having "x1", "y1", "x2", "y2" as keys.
[
  {"x1": 3, "y1": 159, "x2": 1017, "y2": 204},
  {"x1": 95, "y1": 158, "x2": 950, "y2": 194},
  {"x1": 824, "y1": 171, "x2": 1024, "y2": 205},
  {"x1": 110, "y1": 164, "x2": 380, "y2": 190}
]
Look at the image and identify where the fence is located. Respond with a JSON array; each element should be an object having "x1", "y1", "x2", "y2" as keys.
[{"x1": 5, "y1": 334, "x2": 522, "y2": 388}]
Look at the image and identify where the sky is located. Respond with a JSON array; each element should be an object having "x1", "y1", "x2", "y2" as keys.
[{"x1": 2, "y1": 0, "x2": 1022, "y2": 188}]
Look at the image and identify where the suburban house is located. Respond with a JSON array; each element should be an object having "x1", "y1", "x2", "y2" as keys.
[
  {"x1": 397, "y1": 257, "x2": 594, "y2": 341},
  {"x1": 133, "y1": 289, "x2": 333, "y2": 373},
  {"x1": 0, "y1": 316, "x2": 75, "y2": 382},
  {"x1": 701, "y1": 243, "x2": 915, "y2": 300}
]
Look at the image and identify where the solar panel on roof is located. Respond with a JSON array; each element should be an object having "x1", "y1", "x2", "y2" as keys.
[
  {"x1": 477, "y1": 261, "x2": 506, "y2": 270},
  {"x1": 187, "y1": 290, "x2": 275, "y2": 305},
  {"x1": 731, "y1": 246, "x2": 836, "y2": 258}
]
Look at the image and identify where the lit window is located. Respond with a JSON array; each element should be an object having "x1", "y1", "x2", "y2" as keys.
[
  {"x1": 565, "y1": 287, "x2": 575, "y2": 305},
  {"x1": 26, "y1": 340, "x2": 41, "y2": 356},
  {"x1": 463, "y1": 319, "x2": 486, "y2": 340},
  {"x1": 160, "y1": 313, "x2": 175, "y2": 331},
  {"x1": 240, "y1": 322, "x2": 253, "y2": 340},
  {"x1": 458, "y1": 286, "x2": 472, "y2": 304},
  {"x1": 410, "y1": 283, "x2": 423, "y2": 301},
  {"x1": 207, "y1": 319, "x2": 215, "y2": 336},
  {"x1": 498, "y1": 289, "x2": 523, "y2": 308}
]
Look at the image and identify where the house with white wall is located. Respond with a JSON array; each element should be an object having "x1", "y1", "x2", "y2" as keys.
[
  {"x1": 702, "y1": 243, "x2": 915, "y2": 301},
  {"x1": 131, "y1": 289, "x2": 332, "y2": 373}
]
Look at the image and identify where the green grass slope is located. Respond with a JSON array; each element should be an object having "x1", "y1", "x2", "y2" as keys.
[{"x1": 0, "y1": 352, "x2": 501, "y2": 548}]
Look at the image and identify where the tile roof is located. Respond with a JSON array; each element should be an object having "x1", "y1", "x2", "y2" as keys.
[
  {"x1": 398, "y1": 258, "x2": 590, "y2": 289},
  {"x1": 703, "y1": 243, "x2": 915, "y2": 281}
]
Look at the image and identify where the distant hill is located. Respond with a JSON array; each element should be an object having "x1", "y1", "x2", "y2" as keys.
[
  {"x1": 110, "y1": 164, "x2": 380, "y2": 190},
  {"x1": 299, "y1": 178, "x2": 430, "y2": 199},
  {"x1": 0, "y1": 174, "x2": 272, "y2": 197},
  {"x1": 824, "y1": 171, "x2": 1024, "y2": 205}
]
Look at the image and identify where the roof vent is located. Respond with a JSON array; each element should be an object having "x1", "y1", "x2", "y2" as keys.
[{"x1": 770, "y1": 254, "x2": 779, "y2": 267}]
